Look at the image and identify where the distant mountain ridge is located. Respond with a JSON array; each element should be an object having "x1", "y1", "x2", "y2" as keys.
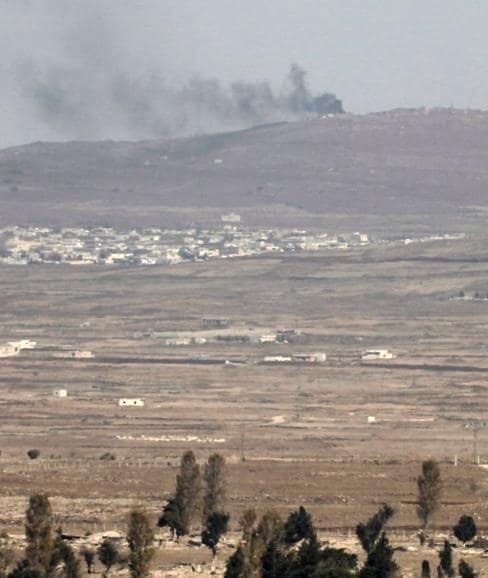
[{"x1": 1, "y1": 108, "x2": 488, "y2": 232}]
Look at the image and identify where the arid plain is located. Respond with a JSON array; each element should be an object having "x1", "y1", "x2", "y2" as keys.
[{"x1": 1, "y1": 235, "x2": 488, "y2": 551}]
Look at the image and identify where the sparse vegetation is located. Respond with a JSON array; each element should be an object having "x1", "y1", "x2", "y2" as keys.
[{"x1": 27, "y1": 449, "x2": 40, "y2": 460}]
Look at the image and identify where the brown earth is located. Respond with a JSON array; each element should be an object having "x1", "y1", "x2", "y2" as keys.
[
  {"x1": 1, "y1": 109, "x2": 488, "y2": 233},
  {"x1": 1, "y1": 236, "x2": 488, "y2": 575}
]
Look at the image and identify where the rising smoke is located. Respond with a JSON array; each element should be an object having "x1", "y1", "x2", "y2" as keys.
[{"x1": 1, "y1": 1, "x2": 343, "y2": 145}]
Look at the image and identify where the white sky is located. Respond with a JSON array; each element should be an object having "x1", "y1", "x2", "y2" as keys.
[{"x1": 1, "y1": 0, "x2": 487, "y2": 145}]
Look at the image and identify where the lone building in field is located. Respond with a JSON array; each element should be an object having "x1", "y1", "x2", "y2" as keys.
[
  {"x1": 53, "y1": 389, "x2": 68, "y2": 398},
  {"x1": 119, "y1": 398, "x2": 144, "y2": 407},
  {"x1": 201, "y1": 318, "x2": 232, "y2": 329},
  {"x1": 293, "y1": 352, "x2": 327, "y2": 363},
  {"x1": 361, "y1": 349, "x2": 395, "y2": 361}
]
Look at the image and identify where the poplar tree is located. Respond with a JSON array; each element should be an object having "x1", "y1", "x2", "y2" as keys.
[
  {"x1": 127, "y1": 509, "x2": 154, "y2": 578},
  {"x1": 24, "y1": 494, "x2": 54, "y2": 577},
  {"x1": 417, "y1": 460, "x2": 442, "y2": 543},
  {"x1": 202, "y1": 453, "x2": 226, "y2": 521},
  {"x1": 158, "y1": 451, "x2": 201, "y2": 537}
]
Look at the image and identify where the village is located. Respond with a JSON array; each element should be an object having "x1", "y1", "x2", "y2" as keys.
[{"x1": 0, "y1": 216, "x2": 370, "y2": 266}]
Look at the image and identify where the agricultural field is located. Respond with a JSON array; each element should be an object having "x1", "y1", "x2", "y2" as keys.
[{"x1": 1, "y1": 233, "x2": 488, "y2": 573}]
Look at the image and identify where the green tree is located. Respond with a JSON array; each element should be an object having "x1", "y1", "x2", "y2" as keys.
[
  {"x1": 356, "y1": 506, "x2": 398, "y2": 578},
  {"x1": 52, "y1": 537, "x2": 81, "y2": 578},
  {"x1": 417, "y1": 460, "x2": 442, "y2": 542},
  {"x1": 421, "y1": 560, "x2": 431, "y2": 578},
  {"x1": 8, "y1": 560, "x2": 41, "y2": 578},
  {"x1": 438, "y1": 540, "x2": 454, "y2": 578},
  {"x1": 224, "y1": 546, "x2": 246, "y2": 578},
  {"x1": 202, "y1": 453, "x2": 226, "y2": 521},
  {"x1": 458, "y1": 560, "x2": 477, "y2": 578},
  {"x1": 453, "y1": 515, "x2": 477, "y2": 546},
  {"x1": 24, "y1": 494, "x2": 54, "y2": 578},
  {"x1": 127, "y1": 509, "x2": 154, "y2": 578},
  {"x1": 202, "y1": 511, "x2": 229, "y2": 557},
  {"x1": 358, "y1": 532, "x2": 398, "y2": 578},
  {"x1": 289, "y1": 532, "x2": 321, "y2": 578},
  {"x1": 97, "y1": 540, "x2": 118, "y2": 577},
  {"x1": 318, "y1": 548, "x2": 357, "y2": 574},
  {"x1": 261, "y1": 539, "x2": 289, "y2": 578},
  {"x1": 157, "y1": 497, "x2": 183, "y2": 539},
  {"x1": 158, "y1": 451, "x2": 201, "y2": 538},
  {"x1": 356, "y1": 505, "x2": 394, "y2": 555},
  {"x1": 284, "y1": 507, "x2": 314, "y2": 545},
  {"x1": 79, "y1": 548, "x2": 95, "y2": 574}
]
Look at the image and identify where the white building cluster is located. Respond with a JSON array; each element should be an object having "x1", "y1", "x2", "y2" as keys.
[{"x1": 0, "y1": 224, "x2": 370, "y2": 267}]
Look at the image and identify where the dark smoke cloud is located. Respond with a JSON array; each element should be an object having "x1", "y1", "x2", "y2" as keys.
[
  {"x1": 18, "y1": 63, "x2": 343, "y2": 142},
  {"x1": 1, "y1": 1, "x2": 342, "y2": 145}
]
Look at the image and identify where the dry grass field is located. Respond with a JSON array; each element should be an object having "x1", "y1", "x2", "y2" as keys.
[{"x1": 2, "y1": 234, "x2": 488, "y2": 573}]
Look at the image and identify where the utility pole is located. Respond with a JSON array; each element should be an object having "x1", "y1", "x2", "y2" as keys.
[
  {"x1": 240, "y1": 427, "x2": 246, "y2": 462},
  {"x1": 465, "y1": 421, "x2": 488, "y2": 464}
]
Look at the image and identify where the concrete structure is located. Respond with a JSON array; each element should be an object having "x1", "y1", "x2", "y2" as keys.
[
  {"x1": 263, "y1": 355, "x2": 293, "y2": 363},
  {"x1": 53, "y1": 389, "x2": 68, "y2": 398},
  {"x1": 259, "y1": 334, "x2": 277, "y2": 343},
  {"x1": 367, "y1": 416, "x2": 376, "y2": 424},
  {"x1": 361, "y1": 349, "x2": 395, "y2": 361},
  {"x1": 0, "y1": 339, "x2": 37, "y2": 358},
  {"x1": 202, "y1": 318, "x2": 232, "y2": 329},
  {"x1": 119, "y1": 398, "x2": 144, "y2": 407},
  {"x1": 293, "y1": 352, "x2": 327, "y2": 363},
  {"x1": 165, "y1": 337, "x2": 191, "y2": 346}
]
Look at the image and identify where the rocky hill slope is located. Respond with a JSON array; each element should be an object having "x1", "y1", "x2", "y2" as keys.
[{"x1": 1, "y1": 108, "x2": 487, "y2": 232}]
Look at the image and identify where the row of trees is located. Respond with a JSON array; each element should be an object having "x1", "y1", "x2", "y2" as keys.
[
  {"x1": 158, "y1": 451, "x2": 229, "y2": 554},
  {"x1": 0, "y1": 453, "x2": 481, "y2": 578},
  {"x1": 1, "y1": 494, "x2": 154, "y2": 578}
]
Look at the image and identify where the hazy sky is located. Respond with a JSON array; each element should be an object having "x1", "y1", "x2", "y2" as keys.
[{"x1": 1, "y1": 0, "x2": 487, "y2": 147}]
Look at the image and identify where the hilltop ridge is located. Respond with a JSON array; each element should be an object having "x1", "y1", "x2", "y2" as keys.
[{"x1": 1, "y1": 108, "x2": 488, "y2": 232}]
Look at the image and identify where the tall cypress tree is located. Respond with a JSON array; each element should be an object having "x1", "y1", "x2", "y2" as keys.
[
  {"x1": 24, "y1": 494, "x2": 54, "y2": 578},
  {"x1": 127, "y1": 509, "x2": 154, "y2": 578}
]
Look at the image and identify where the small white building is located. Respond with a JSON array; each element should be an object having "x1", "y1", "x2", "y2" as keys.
[
  {"x1": 263, "y1": 356, "x2": 292, "y2": 363},
  {"x1": 119, "y1": 398, "x2": 144, "y2": 407},
  {"x1": 221, "y1": 212, "x2": 241, "y2": 223},
  {"x1": 53, "y1": 389, "x2": 68, "y2": 398},
  {"x1": 293, "y1": 352, "x2": 327, "y2": 363},
  {"x1": 259, "y1": 334, "x2": 277, "y2": 343},
  {"x1": 361, "y1": 349, "x2": 395, "y2": 361},
  {"x1": 367, "y1": 416, "x2": 376, "y2": 424},
  {"x1": 0, "y1": 339, "x2": 37, "y2": 358}
]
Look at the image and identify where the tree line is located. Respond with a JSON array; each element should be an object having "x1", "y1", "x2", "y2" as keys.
[{"x1": 0, "y1": 453, "x2": 481, "y2": 578}]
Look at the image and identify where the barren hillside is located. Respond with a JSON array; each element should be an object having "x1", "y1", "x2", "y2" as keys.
[{"x1": 1, "y1": 108, "x2": 488, "y2": 232}]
